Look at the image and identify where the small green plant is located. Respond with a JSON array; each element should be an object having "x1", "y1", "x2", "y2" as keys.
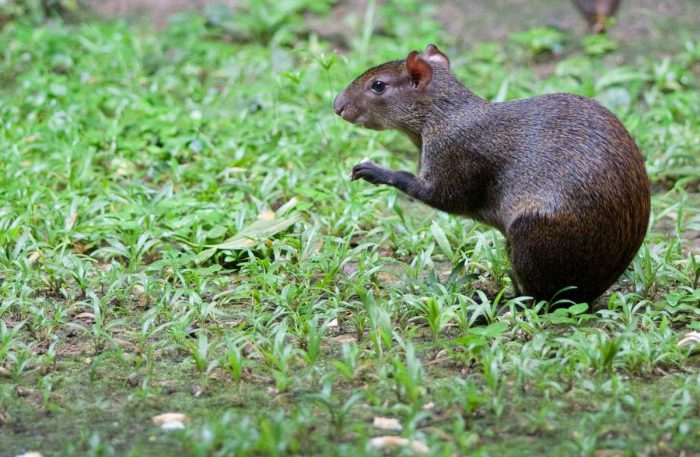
[
  {"x1": 408, "y1": 293, "x2": 455, "y2": 339},
  {"x1": 391, "y1": 338, "x2": 425, "y2": 408},
  {"x1": 0, "y1": 0, "x2": 80, "y2": 25},
  {"x1": 222, "y1": 336, "x2": 248, "y2": 384},
  {"x1": 582, "y1": 33, "x2": 618, "y2": 56},
  {"x1": 185, "y1": 332, "x2": 219, "y2": 387},
  {"x1": 307, "y1": 381, "x2": 363, "y2": 433},
  {"x1": 511, "y1": 26, "x2": 566, "y2": 56},
  {"x1": 68, "y1": 292, "x2": 125, "y2": 353},
  {"x1": 256, "y1": 322, "x2": 299, "y2": 392}
]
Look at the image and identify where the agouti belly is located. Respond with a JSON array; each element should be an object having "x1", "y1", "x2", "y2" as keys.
[{"x1": 334, "y1": 44, "x2": 650, "y2": 305}]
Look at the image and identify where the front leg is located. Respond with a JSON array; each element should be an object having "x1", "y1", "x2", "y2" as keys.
[{"x1": 351, "y1": 160, "x2": 433, "y2": 205}]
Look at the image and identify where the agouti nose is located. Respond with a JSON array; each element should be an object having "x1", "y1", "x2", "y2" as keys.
[{"x1": 333, "y1": 92, "x2": 347, "y2": 116}]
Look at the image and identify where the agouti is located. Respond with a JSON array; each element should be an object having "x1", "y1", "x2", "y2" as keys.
[
  {"x1": 333, "y1": 45, "x2": 650, "y2": 305},
  {"x1": 572, "y1": 0, "x2": 622, "y2": 33}
]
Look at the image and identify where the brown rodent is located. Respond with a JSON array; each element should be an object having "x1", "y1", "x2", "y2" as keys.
[
  {"x1": 333, "y1": 44, "x2": 650, "y2": 305},
  {"x1": 572, "y1": 0, "x2": 622, "y2": 33}
]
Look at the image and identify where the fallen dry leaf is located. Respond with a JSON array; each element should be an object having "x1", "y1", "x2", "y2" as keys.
[
  {"x1": 210, "y1": 216, "x2": 298, "y2": 251},
  {"x1": 27, "y1": 251, "x2": 41, "y2": 265},
  {"x1": 74, "y1": 312, "x2": 96, "y2": 321},
  {"x1": 15, "y1": 386, "x2": 34, "y2": 398},
  {"x1": 331, "y1": 334, "x2": 357, "y2": 345},
  {"x1": 161, "y1": 421, "x2": 185, "y2": 431},
  {"x1": 152, "y1": 412, "x2": 188, "y2": 430},
  {"x1": 373, "y1": 417, "x2": 402, "y2": 431},
  {"x1": 325, "y1": 318, "x2": 339, "y2": 330},
  {"x1": 259, "y1": 209, "x2": 276, "y2": 221},
  {"x1": 369, "y1": 436, "x2": 429, "y2": 454},
  {"x1": 677, "y1": 331, "x2": 700, "y2": 347}
]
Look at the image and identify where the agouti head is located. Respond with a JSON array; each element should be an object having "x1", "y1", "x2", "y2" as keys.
[{"x1": 333, "y1": 44, "x2": 458, "y2": 134}]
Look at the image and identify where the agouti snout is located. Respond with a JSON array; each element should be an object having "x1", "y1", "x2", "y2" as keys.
[
  {"x1": 572, "y1": 0, "x2": 622, "y2": 33},
  {"x1": 334, "y1": 44, "x2": 650, "y2": 306}
]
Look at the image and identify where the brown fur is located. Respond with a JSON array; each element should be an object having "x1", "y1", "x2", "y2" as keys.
[
  {"x1": 333, "y1": 45, "x2": 650, "y2": 306},
  {"x1": 572, "y1": 0, "x2": 622, "y2": 33}
]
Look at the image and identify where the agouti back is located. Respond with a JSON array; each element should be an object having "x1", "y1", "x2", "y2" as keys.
[{"x1": 333, "y1": 45, "x2": 650, "y2": 305}]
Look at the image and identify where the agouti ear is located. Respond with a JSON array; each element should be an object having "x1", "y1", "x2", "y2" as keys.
[
  {"x1": 406, "y1": 51, "x2": 433, "y2": 89},
  {"x1": 422, "y1": 44, "x2": 450, "y2": 69}
]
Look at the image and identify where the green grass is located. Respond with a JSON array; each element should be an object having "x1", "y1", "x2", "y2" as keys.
[{"x1": 1, "y1": 4, "x2": 700, "y2": 456}]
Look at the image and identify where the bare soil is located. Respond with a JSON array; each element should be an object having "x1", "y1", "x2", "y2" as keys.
[{"x1": 87, "y1": 0, "x2": 700, "y2": 60}]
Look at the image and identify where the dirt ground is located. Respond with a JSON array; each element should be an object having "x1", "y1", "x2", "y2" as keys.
[
  {"x1": 89, "y1": 0, "x2": 235, "y2": 19},
  {"x1": 88, "y1": 0, "x2": 699, "y2": 59},
  {"x1": 439, "y1": 1, "x2": 693, "y2": 39}
]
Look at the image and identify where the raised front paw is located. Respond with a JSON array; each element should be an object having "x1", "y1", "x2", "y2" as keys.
[{"x1": 350, "y1": 160, "x2": 387, "y2": 185}]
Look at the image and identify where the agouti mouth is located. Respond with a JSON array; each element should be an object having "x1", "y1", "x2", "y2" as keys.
[
  {"x1": 333, "y1": 93, "x2": 383, "y2": 130},
  {"x1": 333, "y1": 92, "x2": 350, "y2": 117},
  {"x1": 340, "y1": 108, "x2": 360, "y2": 124},
  {"x1": 335, "y1": 104, "x2": 357, "y2": 123}
]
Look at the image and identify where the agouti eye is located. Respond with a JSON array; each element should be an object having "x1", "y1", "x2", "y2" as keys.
[{"x1": 371, "y1": 80, "x2": 386, "y2": 93}]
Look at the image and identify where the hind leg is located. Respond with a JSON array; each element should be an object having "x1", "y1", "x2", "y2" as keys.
[{"x1": 506, "y1": 213, "x2": 607, "y2": 306}]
